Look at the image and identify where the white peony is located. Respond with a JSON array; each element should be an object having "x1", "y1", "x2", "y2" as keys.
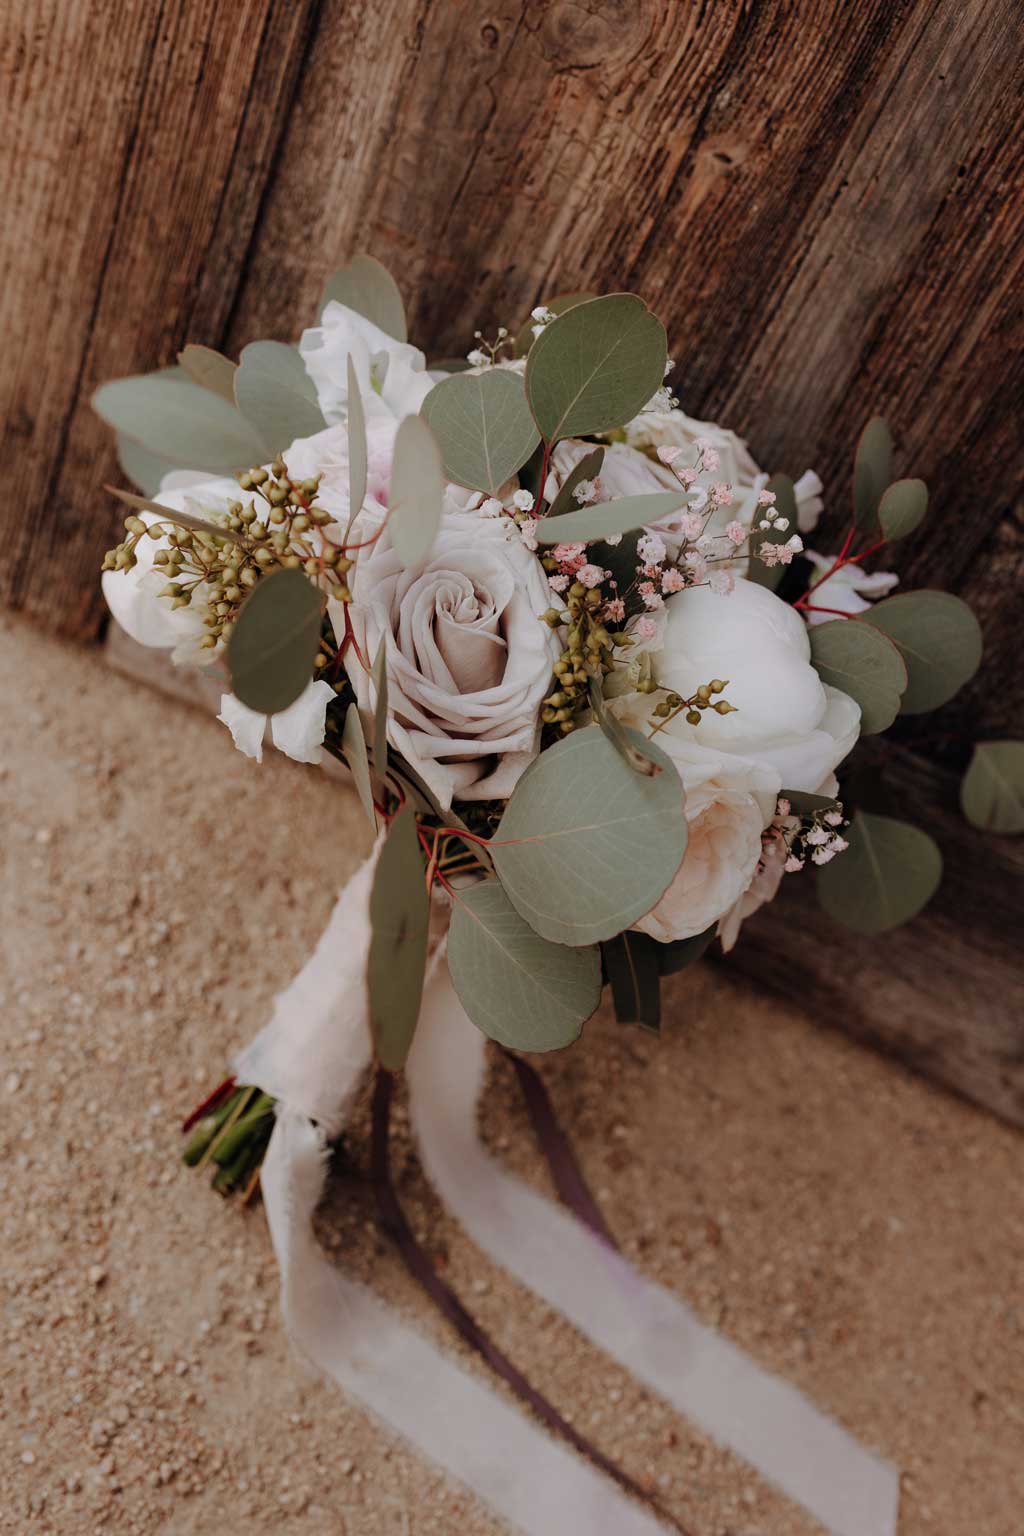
[
  {"x1": 652, "y1": 579, "x2": 860, "y2": 792},
  {"x1": 299, "y1": 301, "x2": 433, "y2": 425},
  {"x1": 337, "y1": 509, "x2": 561, "y2": 810}
]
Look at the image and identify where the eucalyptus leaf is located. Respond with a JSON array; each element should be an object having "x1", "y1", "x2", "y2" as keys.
[
  {"x1": 817, "y1": 811, "x2": 942, "y2": 935},
  {"x1": 371, "y1": 637, "x2": 389, "y2": 786},
  {"x1": 877, "y1": 478, "x2": 928, "y2": 541},
  {"x1": 489, "y1": 723, "x2": 687, "y2": 947},
  {"x1": 421, "y1": 369, "x2": 539, "y2": 494},
  {"x1": 178, "y1": 345, "x2": 237, "y2": 404},
  {"x1": 116, "y1": 434, "x2": 179, "y2": 496},
  {"x1": 536, "y1": 490, "x2": 685, "y2": 546},
  {"x1": 656, "y1": 924, "x2": 717, "y2": 975},
  {"x1": 234, "y1": 341, "x2": 326, "y2": 455},
  {"x1": 747, "y1": 473, "x2": 796, "y2": 591},
  {"x1": 368, "y1": 804, "x2": 430, "y2": 1070},
  {"x1": 514, "y1": 292, "x2": 598, "y2": 357},
  {"x1": 343, "y1": 705, "x2": 377, "y2": 833},
  {"x1": 448, "y1": 879, "x2": 601, "y2": 1050},
  {"x1": 320, "y1": 254, "x2": 407, "y2": 342},
  {"x1": 960, "y1": 741, "x2": 1024, "y2": 834},
  {"x1": 106, "y1": 485, "x2": 235, "y2": 542},
  {"x1": 227, "y1": 568, "x2": 323, "y2": 715},
  {"x1": 853, "y1": 416, "x2": 892, "y2": 529},
  {"x1": 526, "y1": 295, "x2": 667, "y2": 443},
  {"x1": 863, "y1": 591, "x2": 982, "y2": 714},
  {"x1": 809, "y1": 618, "x2": 907, "y2": 734},
  {"x1": 388, "y1": 415, "x2": 444, "y2": 565},
  {"x1": 602, "y1": 931, "x2": 661, "y2": 1031},
  {"x1": 428, "y1": 357, "x2": 474, "y2": 374},
  {"x1": 93, "y1": 374, "x2": 265, "y2": 474},
  {"x1": 588, "y1": 677, "x2": 662, "y2": 776},
  {"x1": 780, "y1": 789, "x2": 841, "y2": 817},
  {"x1": 545, "y1": 447, "x2": 605, "y2": 519},
  {"x1": 346, "y1": 355, "x2": 367, "y2": 524}
]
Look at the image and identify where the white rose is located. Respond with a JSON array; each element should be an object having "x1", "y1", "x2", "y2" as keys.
[
  {"x1": 338, "y1": 509, "x2": 561, "y2": 810},
  {"x1": 652, "y1": 578, "x2": 861, "y2": 792},
  {"x1": 299, "y1": 301, "x2": 433, "y2": 425}
]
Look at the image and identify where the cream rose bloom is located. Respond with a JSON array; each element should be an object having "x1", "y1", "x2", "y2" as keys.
[
  {"x1": 653, "y1": 579, "x2": 861, "y2": 793},
  {"x1": 299, "y1": 301, "x2": 433, "y2": 425},
  {"x1": 337, "y1": 509, "x2": 561, "y2": 810}
]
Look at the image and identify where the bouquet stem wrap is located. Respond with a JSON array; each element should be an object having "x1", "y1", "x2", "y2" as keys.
[{"x1": 236, "y1": 852, "x2": 899, "y2": 1536}]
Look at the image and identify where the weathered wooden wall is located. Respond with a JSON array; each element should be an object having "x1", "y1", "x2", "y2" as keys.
[{"x1": 3, "y1": 0, "x2": 1022, "y2": 732}]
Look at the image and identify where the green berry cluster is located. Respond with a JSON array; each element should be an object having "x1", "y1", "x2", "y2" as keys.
[
  {"x1": 539, "y1": 577, "x2": 618, "y2": 735},
  {"x1": 641, "y1": 676, "x2": 737, "y2": 733}
]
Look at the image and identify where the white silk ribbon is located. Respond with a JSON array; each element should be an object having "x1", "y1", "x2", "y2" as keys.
[{"x1": 237, "y1": 855, "x2": 900, "y2": 1536}]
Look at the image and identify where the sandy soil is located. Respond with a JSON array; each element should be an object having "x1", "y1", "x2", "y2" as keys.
[{"x1": 1, "y1": 611, "x2": 1022, "y2": 1536}]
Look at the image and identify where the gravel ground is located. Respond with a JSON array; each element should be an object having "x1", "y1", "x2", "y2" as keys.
[{"x1": 2, "y1": 612, "x2": 1022, "y2": 1536}]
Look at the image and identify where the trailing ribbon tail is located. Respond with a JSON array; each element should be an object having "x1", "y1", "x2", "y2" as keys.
[{"x1": 408, "y1": 956, "x2": 901, "y2": 1536}]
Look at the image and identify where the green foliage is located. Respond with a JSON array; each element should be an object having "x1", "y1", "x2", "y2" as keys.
[
  {"x1": 448, "y1": 879, "x2": 601, "y2": 1050},
  {"x1": 853, "y1": 416, "x2": 893, "y2": 530},
  {"x1": 535, "y1": 490, "x2": 685, "y2": 545},
  {"x1": 817, "y1": 811, "x2": 942, "y2": 934},
  {"x1": 781, "y1": 789, "x2": 841, "y2": 816},
  {"x1": 346, "y1": 355, "x2": 367, "y2": 522},
  {"x1": 656, "y1": 924, "x2": 717, "y2": 976},
  {"x1": 864, "y1": 592, "x2": 982, "y2": 714},
  {"x1": 514, "y1": 292, "x2": 598, "y2": 357},
  {"x1": 227, "y1": 568, "x2": 323, "y2": 715},
  {"x1": 747, "y1": 473, "x2": 796, "y2": 591},
  {"x1": 588, "y1": 677, "x2": 663, "y2": 777},
  {"x1": 388, "y1": 415, "x2": 445, "y2": 565},
  {"x1": 421, "y1": 369, "x2": 539, "y2": 494},
  {"x1": 602, "y1": 931, "x2": 661, "y2": 1031},
  {"x1": 343, "y1": 705, "x2": 377, "y2": 833},
  {"x1": 525, "y1": 295, "x2": 667, "y2": 443},
  {"x1": 320, "y1": 254, "x2": 407, "y2": 342},
  {"x1": 368, "y1": 804, "x2": 430, "y2": 1070},
  {"x1": 115, "y1": 435, "x2": 180, "y2": 496},
  {"x1": 178, "y1": 345, "x2": 237, "y2": 404},
  {"x1": 545, "y1": 447, "x2": 605, "y2": 519},
  {"x1": 94, "y1": 374, "x2": 266, "y2": 474},
  {"x1": 489, "y1": 724, "x2": 687, "y2": 947},
  {"x1": 960, "y1": 741, "x2": 1024, "y2": 834},
  {"x1": 371, "y1": 637, "x2": 389, "y2": 786},
  {"x1": 809, "y1": 618, "x2": 907, "y2": 734},
  {"x1": 234, "y1": 341, "x2": 326, "y2": 455},
  {"x1": 877, "y1": 478, "x2": 928, "y2": 541}
]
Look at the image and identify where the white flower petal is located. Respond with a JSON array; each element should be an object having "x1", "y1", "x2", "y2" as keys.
[
  {"x1": 270, "y1": 680, "x2": 335, "y2": 765},
  {"x1": 217, "y1": 693, "x2": 267, "y2": 763}
]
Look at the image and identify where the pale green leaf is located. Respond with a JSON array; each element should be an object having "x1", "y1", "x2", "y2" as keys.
[
  {"x1": 545, "y1": 447, "x2": 605, "y2": 519},
  {"x1": 368, "y1": 804, "x2": 429, "y2": 1070},
  {"x1": 960, "y1": 741, "x2": 1024, "y2": 834},
  {"x1": 178, "y1": 345, "x2": 237, "y2": 404},
  {"x1": 371, "y1": 636, "x2": 389, "y2": 785},
  {"x1": 853, "y1": 416, "x2": 892, "y2": 529},
  {"x1": 747, "y1": 473, "x2": 796, "y2": 591},
  {"x1": 878, "y1": 478, "x2": 928, "y2": 541},
  {"x1": 536, "y1": 489, "x2": 685, "y2": 545},
  {"x1": 388, "y1": 415, "x2": 444, "y2": 565},
  {"x1": 817, "y1": 811, "x2": 942, "y2": 934},
  {"x1": 234, "y1": 341, "x2": 326, "y2": 455},
  {"x1": 448, "y1": 879, "x2": 601, "y2": 1050},
  {"x1": 93, "y1": 374, "x2": 265, "y2": 474},
  {"x1": 809, "y1": 618, "x2": 907, "y2": 734},
  {"x1": 421, "y1": 369, "x2": 539, "y2": 494},
  {"x1": 526, "y1": 294, "x2": 667, "y2": 443},
  {"x1": 343, "y1": 705, "x2": 377, "y2": 833},
  {"x1": 863, "y1": 591, "x2": 982, "y2": 714},
  {"x1": 227, "y1": 568, "x2": 323, "y2": 715},
  {"x1": 489, "y1": 723, "x2": 687, "y2": 947},
  {"x1": 346, "y1": 355, "x2": 367, "y2": 522},
  {"x1": 320, "y1": 254, "x2": 407, "y2": 342},
  {"x1": 116, "y1": 434, "x2": 179, "y2": 495},
  {"x1": 588, "y1": 677, "x2": 662, "y2": 776}
]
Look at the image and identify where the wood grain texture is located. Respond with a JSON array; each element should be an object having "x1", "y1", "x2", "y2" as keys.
[{"x1": 0, "y1": 0, "x2": 319, "y2": 635}]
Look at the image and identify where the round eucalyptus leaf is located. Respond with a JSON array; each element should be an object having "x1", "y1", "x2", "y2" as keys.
[
  {"x1": 116, "y1": 433, "x2": 180, "y2": 496},
  {"x1": 817, "y1": 811, "x2": 942, "y2": 935},
  {"x1": 178, "y1": 345, "x2": 237, "y2": 404},
  {"x1": 227, "y1": 568, "x2": 323, "y2": 715},
  {"x1": 489, "y1": 724, "x2": 687, "y2": 947},
  {"x1": 448, "y1": 880, "x2": 601, "y2": 1051},
  {"x1": 320, "y1": 254, "x2": 407, "y2": 342},
  {"x1": 388, "y1": 415, "x2": 444, "y2": 566},
  {"x1": 877, "y1": 478, "x2": 928, "y2": 541},
  {"x1": 526, "y1": 295, "x2": 667, "y2": 443},
  {"x1": 536, "y1": 489, "x2": 685, "y2": 546},
  {"x1": 853, "y1": 416, "x2": 892, "y2": 529},
  {"x1": 421, "y1": 369, "x2": 539, "y2": 494},
  {"x1": 545, "y1": 446, "x2": 605, "y2": 519},
  {"x1": 94, "y1": 374, "x2": 266, "y2": 474},
  {"x1": 960, "y1": 741, "x2": 1024, "y2": 834},
  {"x1": 234, "y1": 342, "x2": 326, "y2": 456},
  {"x1": 514, "y1": 291, "x2": 598, "y2": 357},
  {"x1": 368, "y1": 804, "x2": 430, "y2": 1070},
  {"x1": 863, "y1": 591, "x2": 982, "y2": 714},
  {"x1": 809, "y1": 618, "x2": 907, "y2": 734}
]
